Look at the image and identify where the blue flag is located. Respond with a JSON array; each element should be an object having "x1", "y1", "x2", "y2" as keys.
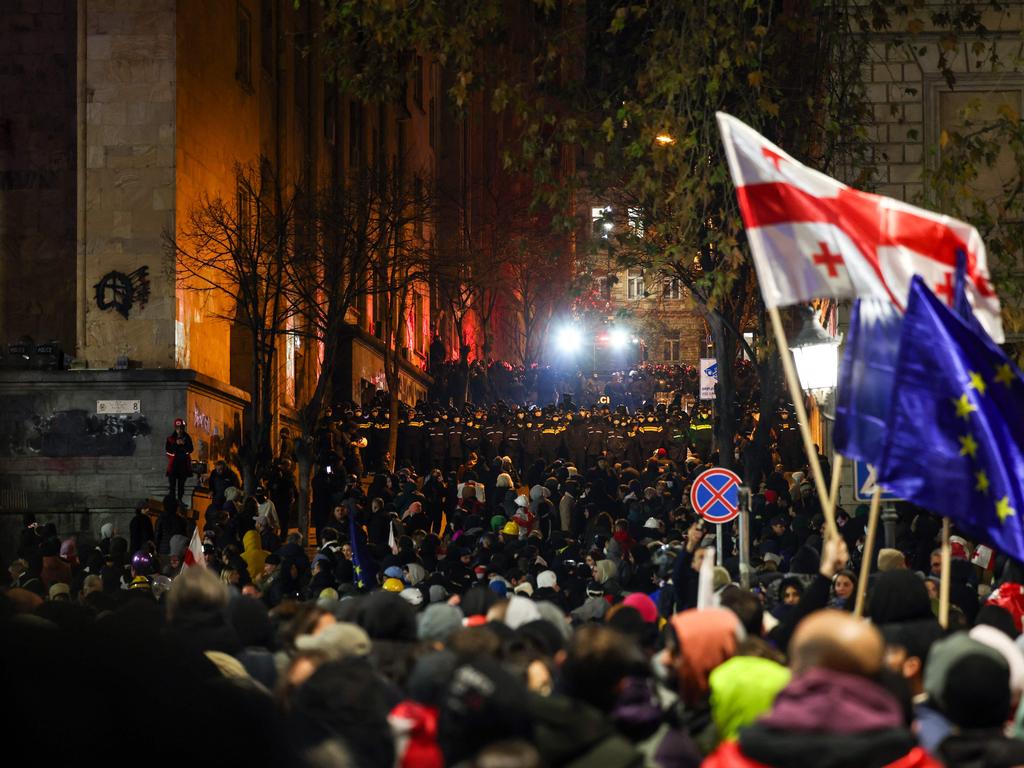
[
  {"x1": 835, "y1": 250, "x2": 980, "y2": 467},
  {"x1": 834, "y1": 297, "x2": 903, "y2": 465},
  {"x1": 348, "y1": 510, "x2": 377, "y2": 591},
  {"x1": 876, "y1": 275, "x2": 1024, "y2": 561}
]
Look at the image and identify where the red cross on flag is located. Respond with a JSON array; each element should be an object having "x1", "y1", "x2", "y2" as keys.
[{"x1": 716, "y1": 112, "x2": 1004, "y2": 342}]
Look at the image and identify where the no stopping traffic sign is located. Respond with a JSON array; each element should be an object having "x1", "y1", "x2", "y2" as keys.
[{"x1": 690, "y1": 467, "x2": 741, "y2": 524}]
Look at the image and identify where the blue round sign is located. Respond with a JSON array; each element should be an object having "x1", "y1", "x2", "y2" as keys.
[{"x1": 690, "y1": 467, "x2": 741, "y2": 524}]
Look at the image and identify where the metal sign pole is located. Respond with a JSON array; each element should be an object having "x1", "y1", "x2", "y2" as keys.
[
  {"x1": 738, "y1": 487, "x2": 751, "y2": 589},
  {"x1": 716, "y1": 523, "x2": 724, "y2": 569}
]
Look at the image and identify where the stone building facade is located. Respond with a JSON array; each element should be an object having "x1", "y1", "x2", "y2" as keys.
[
  {"x1": 0, "y1": 0, "x2": 442, "y2": 550},
  {"x1": 580, "y1": 204, "x2": 708, "y2": 370}
]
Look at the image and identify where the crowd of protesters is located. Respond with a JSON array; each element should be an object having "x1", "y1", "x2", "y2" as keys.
[{"x1": 5, "y1": 389, "x2": 1024, "y2": 768}]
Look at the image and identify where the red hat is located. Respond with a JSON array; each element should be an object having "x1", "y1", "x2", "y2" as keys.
[
  {"x1": 656, "y1": 448, "x2": 668, "y2": 458},
  {"x1": 764, "y1": 490, "x2": 778, "y2": 503},
  {"x1": 174, "y1": 418, "x2": 185, "y2": 427}
]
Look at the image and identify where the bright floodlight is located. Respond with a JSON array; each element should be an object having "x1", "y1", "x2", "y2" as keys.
[
  {"x1": 557, "y1": 325, "x2": 583, "y2": 353},
  {"x1": 608, "y1": 327, "x2": 629, "y2": 350}
]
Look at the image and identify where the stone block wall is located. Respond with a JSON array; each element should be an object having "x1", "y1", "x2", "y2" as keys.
[
  {"x1": 862, "y1": 5, "x2": 1024, "y2": 205},
  {"x1": 0, "y1": 368, "x2": 247, "y2": 560},
  {"x1": 81, "y1": 0, "x2": 177, "y2": 368}
]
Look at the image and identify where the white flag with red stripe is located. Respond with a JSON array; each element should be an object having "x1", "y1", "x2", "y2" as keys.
[
  {"x1": 716, "y1": 112, "x2": 1003, "y2": 342},
  {"x1": 182, "y1": 526, "x2": 205, "y2": 568}
]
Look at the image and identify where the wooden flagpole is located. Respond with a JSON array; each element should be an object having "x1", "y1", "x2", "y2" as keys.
[
  {"x1": 768, "y1": 306, "x2": 838, "y2": 540},
  {"x1": 829, "y1": 453, "x2": 844, "y2": 512},
  {"x1": 853, "y1": 485, "x2": 882, "y2": 617},
  {"x1": 939, "y1": 517, "x2": 951, "y2": 628}
]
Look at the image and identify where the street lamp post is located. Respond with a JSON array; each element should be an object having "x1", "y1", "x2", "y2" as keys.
[
  {"x1": 787, "y1": 304, "x2": 843, "y2": 513},
  {"x1": 788, "y1": 306, "x2": 841, "y2": 395}
]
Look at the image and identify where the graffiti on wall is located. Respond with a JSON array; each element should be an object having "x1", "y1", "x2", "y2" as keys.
[
  {"x1": 0, "y1": 399, "x2": 151, "y2": 457},
  {"x1": 187, "y1": 397, "x2": 242, "y2": 472},
  {"x1": 94, "y1": 267, "x2": 150, "y2": 319}
]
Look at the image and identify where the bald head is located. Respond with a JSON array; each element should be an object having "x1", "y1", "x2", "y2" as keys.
[{"x1": 790, "y1": 610, "x2": 884, "y2": 677}]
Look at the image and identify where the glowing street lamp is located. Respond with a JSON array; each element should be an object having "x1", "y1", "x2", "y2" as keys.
[
  {"x1": 789, "y1": 307, "x2": 840, "y2": 393},
  {"x1": 655, "y1": 132, "x2": 676, "y2": 146}
]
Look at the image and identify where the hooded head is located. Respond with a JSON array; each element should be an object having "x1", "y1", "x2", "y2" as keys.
[
  {"x1": 666, "y1": 608, "x2": 743, "y2": 705},
  {"x1": 926, "y1": 632, "x2": 1011, "y2": 727},
  {"x1": 709, "y1": 656, "x2": 791, "y2": 741},
  {"x1": 242, "y1": 529, "x2": 263, "y2": 553}
]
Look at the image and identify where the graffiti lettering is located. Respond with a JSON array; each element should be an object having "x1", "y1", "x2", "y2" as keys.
[
  {"x1": 192, "y1": 403, "x2": 211, "y2": 434},
  {"x1": 94, "y1": 267, "x2": 150, "y2": 319}
]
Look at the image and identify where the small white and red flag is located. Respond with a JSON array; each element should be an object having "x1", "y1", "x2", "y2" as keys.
[
  {"x1": 716, "y1": 112, "x2": 1003, "y2": 342},
  {"x1": 182, "y1": 526, "x2": 205, "y2": 568}
]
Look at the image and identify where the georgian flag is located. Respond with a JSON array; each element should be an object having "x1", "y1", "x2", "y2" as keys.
[
  {"x1": 716, "y1": 112, "x2": 1003, "y2": 342},
  {"x1": 182, "y1": 526, "x2": 205, "y2": 568}
]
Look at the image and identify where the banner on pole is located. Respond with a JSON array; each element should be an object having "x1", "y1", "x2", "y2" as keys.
[{"x1": 699, "y1": 358, "x2": 718, "y2": 400}]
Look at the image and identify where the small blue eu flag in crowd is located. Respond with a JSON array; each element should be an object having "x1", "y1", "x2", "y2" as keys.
[
  {"x1": 834, "y1": 296, "x2": 903, "y2": 466},
  {"x1": 876, "y1": 275, "x2": 1024, "y2": 561},
  {"x1": 348, "y1": 508, "x2": 377, "y2": 591}
]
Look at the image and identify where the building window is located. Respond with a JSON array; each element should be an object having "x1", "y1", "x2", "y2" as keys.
[
  {"x1": 323, "y1": 81, "x2": 336, "y2": 143},
  {"x1": 413, "y1": 176, "x2": 423, "y2": 238},
  {"x1": 596, "y1": 276, "x2": 611, "y2": 300},
  {"x1": 294, "y1": 32, "x2": 308, "y2": 113},
  {"x1": 236, "y1": 181, "x2": 252, "y2": 239},
  {"x1": 663, "y1": 277, "x2": 682, "y2": 300},
  {"x1": 663, "y1": 335, "x2": 681, "y2": 362},
  {"x1": 428, "y1": 96, "x2": 436, "y2": 150},
  {"x1": 628, "y1": 206, "x2": 644, "y2": 236},
  {"x1": 413, "y1": 55, "x2": 424, "y2": 110},
  {"x1": 260, "y1": 0, "x2": 273, "y2": 74},
  {"x1": 372, "y1": 275, "x2": 384, "y2": 339},
  {"x1": 349, "y1": 102, "x2": 361, "y2": 166},
  {"x1": 592, "y1": 205, "x2": 613, "y2": 239},
  {"x1": 415, "y1": 292, "x2": 426, "y2": 353},
  {"x1": 236, "y1": 3, "x2": 252, "y2": 88},
  {"x1": 626, "y1": 268, "x2": 645, "y2": 300}
]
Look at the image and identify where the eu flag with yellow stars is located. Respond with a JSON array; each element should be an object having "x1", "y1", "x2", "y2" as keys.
[
  {"x1": 877, "y1": 275, "x2": 1024, "y2": 561},
  {"x1": 348, "y1": 508, "x2": 377, "y2": 591}
]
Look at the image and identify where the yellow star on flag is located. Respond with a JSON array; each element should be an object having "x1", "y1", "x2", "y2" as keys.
[
  {"x1": 996, "y1": 496, "x2": 1016, "y2": 524},
  {"x1": 967, "y1": 371, "x2": 987, "y2": 396},
  {"x1": 953, "y1": 393, "x2": 977, "y2": 420},
  {"x1": 975, "y1": 470, "x2": 990, "y2": 494},
  {"x1": 959, "y1": 433, "x2": 978, "y2": 458},
  {"x1": 995, "y1": 363, "x2": 1016, "y2": 388}
]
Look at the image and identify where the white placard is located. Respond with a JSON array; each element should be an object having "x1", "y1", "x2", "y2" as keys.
[
  {"x1": 699, "y1": 358, "x2": 718, "y2": 400},
  {"x1": 96, "y1": 399, "x2": 141, "y2": 414}
]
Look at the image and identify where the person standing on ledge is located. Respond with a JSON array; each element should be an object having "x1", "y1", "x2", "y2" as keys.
[{"x1": 165, "y1": 418, "x2": 193, "y2": 503}]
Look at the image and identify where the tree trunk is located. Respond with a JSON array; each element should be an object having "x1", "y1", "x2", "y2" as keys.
[
  {"x1": 708, "y1": 312, "x2": 737, "y2": 471},
  {"x1": 749, "y1": 355, "x2": 782, "y2": 486}
]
